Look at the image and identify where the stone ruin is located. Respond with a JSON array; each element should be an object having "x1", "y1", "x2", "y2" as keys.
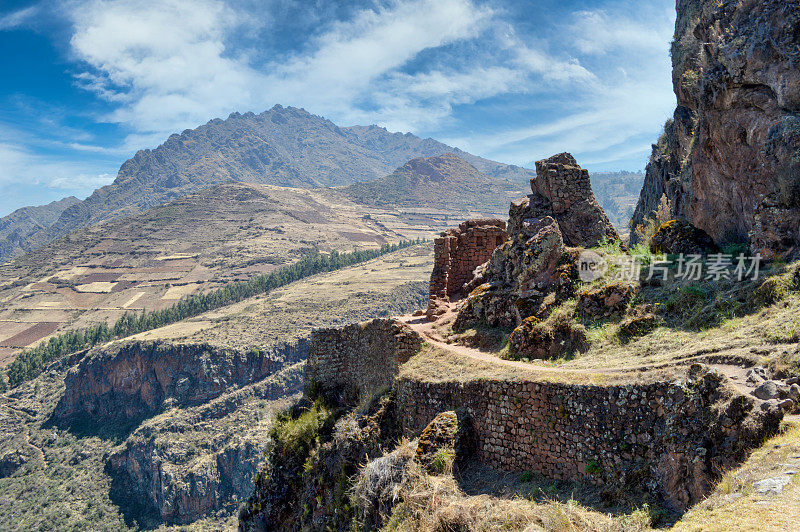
[
  {"x1": 525, "y1": 152, "x2": 619, "y2": 247},
  {"x1": 427, "y1": 219, "x2": 507, "y2": 319},
  {"x1": 453, "y1": 153, "x2": 619, "y2": 329}
]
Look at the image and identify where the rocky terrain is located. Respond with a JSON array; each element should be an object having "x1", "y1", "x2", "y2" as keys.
[
  {"x1": 3, "y1": 1, "x2": 800, "y2": 530},
  {"x1": 238, "y1": 149, "x2": 800, "y2": 531},
  {"x1": 0, "y1": 197, "x2": 80, "y2": 262},
  {"x1": 632, "y1": 0, "x2": 800, "y2": 257}
]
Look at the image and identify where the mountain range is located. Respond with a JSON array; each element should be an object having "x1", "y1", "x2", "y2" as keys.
[{"x1": 0, "y1": 105, "x2": 534, "y2": 264}]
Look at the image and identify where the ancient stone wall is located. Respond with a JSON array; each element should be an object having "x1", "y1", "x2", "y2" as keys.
[
  {"x1": 303, "y1": 318, "x2": 780, "y2": 511},
  {"x1": 428, "y1": 219, "x2": 507, "y2": 306},
  {"x1": 306, "y1": 319, "x2": 422, "y2": 404},
  {"x1": 396, "y1": 370, "x2": 780, "y2": 511},
  {"x1": 528, "y1": 153, "x2": 619, "y2": 248}
]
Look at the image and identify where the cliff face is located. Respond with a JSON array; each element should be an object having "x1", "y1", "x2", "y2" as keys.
[
  {"x1": 107, "y1": 361, "x2": 304, "y2": 527},
  {"x1": 632, "y1": 0, "x2": 800, "y2": 256},
  {"x1": 53, "y1": 339, "x2": 307, "y2": 425}
]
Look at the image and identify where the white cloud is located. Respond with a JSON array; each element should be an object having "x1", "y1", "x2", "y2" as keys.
[
  {"x1": 67, "y1": 0, "x2": 503, "y2": 147},
  {"x1": 0, "y1": 141, "x2": 114, "y2": 190},
  {"x1": 442, "y1": 4, "x2": 676, "y2": 169},
  {"x1": 66, "y1": 0, "x2": 614, "y2": 146},
  {"x1": 569, "y1": 8, "x2": 675, "y2": 55},
  {"x1": 0, "y1": 6, "x2": 39, "y2": 30}
]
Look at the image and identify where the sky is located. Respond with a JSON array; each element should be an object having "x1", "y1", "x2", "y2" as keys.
[{"x1": 0, "y1": 0, "x2": 677, "y2": 217}]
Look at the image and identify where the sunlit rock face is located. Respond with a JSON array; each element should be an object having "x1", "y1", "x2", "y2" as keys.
[{"x1": 632, "y1": 0, "x2": 800, "y2": 258}]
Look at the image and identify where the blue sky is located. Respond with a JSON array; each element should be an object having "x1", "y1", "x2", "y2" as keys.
[{"x1": 0, "y1": 0, "x2": 677, "y2": 216}]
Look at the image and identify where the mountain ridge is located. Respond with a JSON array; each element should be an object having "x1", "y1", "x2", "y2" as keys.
[{"x1": 0, "y1": 105, "x2": 535, "y2": 264}]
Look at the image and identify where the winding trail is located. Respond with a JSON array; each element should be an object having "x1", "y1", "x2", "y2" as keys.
[{"x1": 396, "y1": 303, "x2": 759, "y2": 395}]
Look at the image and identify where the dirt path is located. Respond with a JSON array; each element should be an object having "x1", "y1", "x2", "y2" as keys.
[{"x1": 396, "y1": 303, "x2": 760, "y2": 394}]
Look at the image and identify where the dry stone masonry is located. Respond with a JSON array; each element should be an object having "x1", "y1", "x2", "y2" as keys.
[
  {"x1": 397, "y1": 368, "x2": 781, "y2": 512},
  {"x1": 454, "y1": 153, "x2": 618, "y2": 331},
  {"x1": 529, "y1": 153, "x2": 619, "y2": 248},
  {"x1": 306, "y1": 319, "x2": 422, "y2": 404},
  {"x1": 427, "y1": 219, "x2": 507, "y2": 318},
  {"x1": 302, "y1": 319, "x2": 781, "y2": 512}
]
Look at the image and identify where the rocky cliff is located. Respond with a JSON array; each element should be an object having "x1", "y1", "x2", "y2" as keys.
[
  {"x1": 632, "y1": 0, "x2": 800, "y2": 257},
  {"x1": 106, "y1": 361, "x2": 304, "y2": 527},
  {"x1": 53, "y1": 339, "x2": 307, "y2": 426}
]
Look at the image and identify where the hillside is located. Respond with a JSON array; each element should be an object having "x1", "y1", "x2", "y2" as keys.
[
  {"x1": 590, "y1": 170, "x2": 643, "y2": 231},
  {"x1": 0, "y1": 197, "x2": 80, "y2": 261},
  {"x1": 0, "y1": 151, "x2": 526, "y2": 368},
  {"x1": 237, "y1": 154, "x2": 800, "y2": 532},
  {"x1": 343, "y1": 153, "x2": 527, "y2": 213},
  {"x1": 0, "y1": 106, "x2": 535, "y2": 264},
  {"x1": 0, "y1": 245, "x2": 432, "y2": 530},
  {"x1": 0, "y1": 182, "x2": 426, "y2": 366}
]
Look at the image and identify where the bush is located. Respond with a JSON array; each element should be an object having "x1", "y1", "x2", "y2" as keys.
[
  {"x1": 665, "y1": 285, "x2": 708, "y2": 315},
  {"x1": 586, "y1": 459, "x2": 603, "y2": 476},
  {"x1": 750, "y1": 276, "x2": 788, "y2": 308}
]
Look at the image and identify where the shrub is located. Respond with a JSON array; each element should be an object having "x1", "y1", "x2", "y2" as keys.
[
  {"x1": 665, "y1": 285, "x2": 708, "y2": 315},
  {"x1": 750, "y1": 276, "x2": 788, "y2": 308},
  {"x1": 586, "y1": 459, "x2": 603, "y2": 476}
]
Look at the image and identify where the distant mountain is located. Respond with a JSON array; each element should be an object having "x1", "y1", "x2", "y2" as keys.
[
  {"x1": 0, "y1": 196, "x2": 80, "y2": 261},
  {"x1": 343, "y1": 153, "x2": 527, "y2": 213},
  {"x1": 590, "y1": 171, "x2": 645, "y2": 231},
  {"x1": 0, "y1": 105, "x2": 534, "y2": 263}
]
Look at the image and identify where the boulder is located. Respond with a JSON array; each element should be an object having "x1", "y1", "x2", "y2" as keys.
[
  {"x1": 508, "y1": 315, "x2": 588, "y2": 360},
  {"x1": 576, "y1": 282, "x2": 637, "y2": 318},
  {"x1": 753, "y1": 380, "x2": 783, "y2": 401},
  {"x1": 415, "y1": 411, "x2": 473, "y2": 473},
  {"x1": 618, "y1": 311, "x2": 661, "y2": 339},
  {"x1": 649, "y1": 220, "x2": 719, "y2": 255}
]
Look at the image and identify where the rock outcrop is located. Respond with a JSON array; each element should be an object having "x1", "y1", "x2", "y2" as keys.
[
  {"x1": 649, "y1": 220, "x2": 719, "y2": 255},
  {"x1": 632, "y1": 0, "x2": 800, "y2": 258},
  {"x1": 455, "y1": 215, "x2": 576, "y2": 329},
  {"x1": 106, "y1": 361, "x2": 305, "y2": 527},
  {"x1": 453, "y1": 153, "x2": 617, "y2": 329},
  {"x1": 53, "y1": 339, "x2": 307, "y2": 425},
  {"x1": 529, "y1": 153, "x2": 619, "y2": 247},
  {"x1": 427, "y1": 219, "x2": 507, "y2": 318}
]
